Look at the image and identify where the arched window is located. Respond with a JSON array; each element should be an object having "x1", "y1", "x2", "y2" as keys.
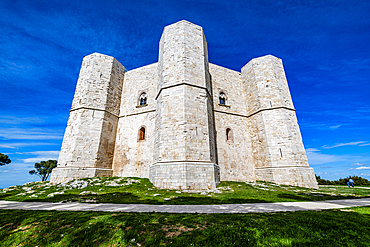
[
  {"x1": 219, "y1": 92, "x2": 226, "y2": 105},
  {"x1": 226, "y1": 128, "x2": 233, "y2": 142},
  {"x1": 139, "y1": 92, "x2": 147, "y2": 106},
  {"x1": 138, "y1": 127, "x2": 146, "y2": 141}
]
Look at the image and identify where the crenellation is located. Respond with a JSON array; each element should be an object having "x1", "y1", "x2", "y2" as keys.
[{"x1": 51, "y1": 20, "x2": 318, "y2": 189}]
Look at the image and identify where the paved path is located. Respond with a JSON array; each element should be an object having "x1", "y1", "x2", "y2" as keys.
[{"x1": 1, "y1": 198, "x2": 370, "y2": 213}]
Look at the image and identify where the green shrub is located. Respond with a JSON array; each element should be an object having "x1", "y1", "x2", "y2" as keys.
[{"x1": 316, "y1": 175, "x2": 370, "y2": 186}]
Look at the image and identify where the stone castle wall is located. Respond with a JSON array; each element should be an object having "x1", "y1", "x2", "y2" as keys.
[
  {"x1": 112, "y1": 63, "x2": 158, "y2": 178},
  {"x1": 151, "y1": 20, "x2": 219, "y2": 190},
  {"x1": 51, "y1": 20, "x2": 318, "y2": 189},
  {"x1": 241, "y1": 55, "x2": 317, "y2": 187},
  {"x1": 209, "y1": 63, "x2": 254, "y2": 181},
  {"x1": 51, "y1": 53, "x2": 125, "y2": 183}
]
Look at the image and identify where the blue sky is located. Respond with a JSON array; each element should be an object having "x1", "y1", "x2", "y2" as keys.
[{"x1": 0, "y1": 0, "x2": 369, "y2": 188}]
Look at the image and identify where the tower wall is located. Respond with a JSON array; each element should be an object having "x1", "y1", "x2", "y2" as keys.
[
  {"x1": 112, "y1": 63, "x2": 158, "y2": 178},
  {"x1": 150, "y1": 20, "x2": 219, "y2": 189},
  {"x1": 241, "y1": 55, "x2": 318, "y2": 188},
  {"x1": 209, "y1": 64, "x2": 254, "y2": 181},
  {"x1": 50, "y1": 53, "x2": 125, "y2": 183}
]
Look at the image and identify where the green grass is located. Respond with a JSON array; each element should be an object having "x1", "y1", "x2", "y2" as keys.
[
  {"x1": 1, "y1": 207, "x2": 370, "y2": 246},
  {"x1": 1, "y1": 177, "x2": 370, "y2": 205}
]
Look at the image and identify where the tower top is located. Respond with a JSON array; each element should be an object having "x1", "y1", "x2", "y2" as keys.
[{"x1": 163, "y1": 20, "x2": 203, "y2": 30}]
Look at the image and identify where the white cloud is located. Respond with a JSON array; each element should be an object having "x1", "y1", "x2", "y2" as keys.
[
  {"x1": 329, "y1": 125, "x2": 341, "y2": 130},
  {"x1": 0, "y1": 116, "x2": 44, "y2": 125},
  {"x1": 359, "y1": 143, "x2": 370, "y2": 146},
  {"x1": 0, "y1": 128, "x2": 63, "y2": 140},
  {"x1": 0, "y1": 144, "x2": 16, "y2": 149},
  {"x1": 315, "y1": 172, "x2": 328, "y2": 175},
  {"x1": 349, "y1": 166, "x2": 370, "y2": 170},
  {"x1": 322, "y1": 141, "x2": 368, "y2": 149},
  {"x1": 22, "y1": 158, "x2": 58, "y2": 163},
  {"x1": 306, "y1": 148, "x2": 370, "y2": 166},
  {"x1": 351, "y1": 162, "x2": 369, "y2": 166},
  {"x1": 23, "y1": 151, "x2": 60, "y2": 156},
  {"x1": 19, "y1": 151, "x2": 60, "y2": 163},
  {"x1": 0, "y1": 142, "x2": 59, "y2": 149},
  {"x1": 306, "y1": 148, "x2": 344, "y2": 165}
]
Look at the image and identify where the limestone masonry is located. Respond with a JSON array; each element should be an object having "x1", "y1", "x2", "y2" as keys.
[{"x1": 50, "y1": 20, "x2": 318, "y2": 189}]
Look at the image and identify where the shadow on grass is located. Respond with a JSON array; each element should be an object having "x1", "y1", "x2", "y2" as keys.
[
  {"x1": 21, "y1": 193, "x2": 271, "y2": 205},
  {"x1": 0, "y1": 190, "x2": 22, "y2": 200},
  {"x1": 165, "y1": 197, "x2": 270, "y2": 205},
  {"x1": 22, "y1": 192, "x2": 161, "y2": 205},
  {"x1": 277, "y1": 193, "x2": 358, "y2": 201}
]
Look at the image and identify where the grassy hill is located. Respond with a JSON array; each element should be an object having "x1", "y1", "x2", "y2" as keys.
[
  {"x1": 1, "y1": 177, "x2": 370, "y2": 246},
  {"x1": 1, "y1": 177, "x2": 370, "y2": 204},
  {"x1": 1, "y1": 207, "x2": 370, "y2": 246}
]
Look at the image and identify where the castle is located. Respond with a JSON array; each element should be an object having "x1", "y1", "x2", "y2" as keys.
[{"x1": 50, "y1": 20, "x2": 318, "y2": 189}]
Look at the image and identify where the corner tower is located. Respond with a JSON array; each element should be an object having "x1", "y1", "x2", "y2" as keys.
[
  {"x1": 51, "y1": 53, "x2": 125, "y2": 183},
  {"x1": 242, "y1": 55, "x2": 318, "y2": 188},
  {"x1": 150, "y1": 20, "x2": 219, "y2": 189}
]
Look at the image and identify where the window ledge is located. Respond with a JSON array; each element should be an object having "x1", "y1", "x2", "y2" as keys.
[
  {"x1": 218, "y1": 104, "x2": 231, "y2": 108},
  {"x1": 136, "y1": 104, "x2": 148, "y2": 108}
]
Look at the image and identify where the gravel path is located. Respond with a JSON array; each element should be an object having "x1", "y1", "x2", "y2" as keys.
[{"x1": 1, "y1": 198, "x2": 370, "y2": 213}]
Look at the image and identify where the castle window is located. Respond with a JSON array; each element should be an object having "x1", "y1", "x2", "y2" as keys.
[
  {"x1": 226, "y1": 128, "x2": 233, "y2": 142},
  {"x1": 138, "y1": 127, "x2": 146, "y2": 141},
  {"x1": 219, "y1": 92, "x2": 226, "y2": 105},
  {"x1": 139, "y1": 92, "x2": 147, "y2": 106}
]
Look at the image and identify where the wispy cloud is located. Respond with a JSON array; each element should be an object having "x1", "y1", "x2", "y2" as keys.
[
  {"x1": 18, "y1": 151, "x2": 60, "y2": 163},
  {"x1": 306, "y1": 148, "x2": 370, "y2": 166},
  {"x1": 0, "y1": 142, "x2": 59, "y2": 149},
  {"x1": 0, "y1": 144, "x2": 16, "y2": 149},
  {"x1": 351, "y1": 162, "x2": 370, "y2": 166},
  {"x1": 320, "y1": 166, "x2": 334, "y2": 169},
  {"x1": 0, "y1": 116, "x2": 45, "y2": 125},
  {"x1": 0, "y1": 128, "x2": 63, "y2": 140},
  {"x1": 349, "y1": 166, "x2": 370, "y2": 170},
  {"x1": 19, "y1": 151, "x2": 60, "y2": 156},
  {"x1": 306, "y1": 148, "x2": 345, "y2": 165},
  {"x1": 359, "y1": 143, "x2": 370, "y2": 146},
  {"x1": 322, "y1": 141, "x2": 369, "y2": 149},
  {"x1": 329, "y1": 125, "x2": 341, "y2": 130}
]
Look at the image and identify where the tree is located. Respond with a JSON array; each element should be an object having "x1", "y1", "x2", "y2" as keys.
[
  {"x1": 29, "y1": 160, "x2": 57, "y2": 181},
  {"x1": 315, "y1": 174, "x2": 370, "y2": 186},
  {"x1": 0, "y1": 153, "x2": 11, "y2": 166},
  {"x1": 315, "y1": 175, "x2": 334, "y2": 185}
]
